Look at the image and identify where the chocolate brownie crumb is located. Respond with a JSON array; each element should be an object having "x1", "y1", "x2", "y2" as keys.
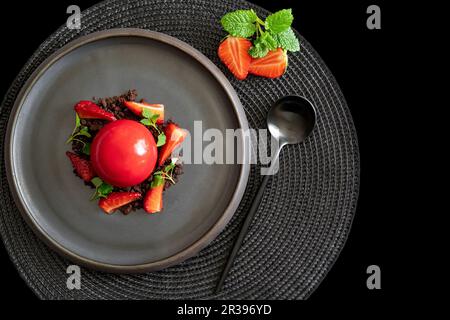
[{"x1": 119, "y1": 204, "x2": 133, "y2": 215}]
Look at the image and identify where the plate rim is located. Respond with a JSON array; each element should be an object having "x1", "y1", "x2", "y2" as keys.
[{"x1": 5, "y1": 28, "x2": 250, "y2": 273}]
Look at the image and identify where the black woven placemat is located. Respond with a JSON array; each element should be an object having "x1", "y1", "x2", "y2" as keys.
[{"x1": 0, "y1": 0, "x2": 359, "y2": 299}]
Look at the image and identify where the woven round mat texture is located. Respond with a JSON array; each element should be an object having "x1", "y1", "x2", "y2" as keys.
[{"x1": 0, "y1": 0, "x2": 359, "y2": 299}]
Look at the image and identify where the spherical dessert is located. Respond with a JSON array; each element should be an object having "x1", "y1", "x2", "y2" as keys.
[
  {"x1": 90, "y1": 119, "x2": 157, "y2": 187},
  {"x1": 66, "y1": 90, "x2": 186, "y2": 214}
]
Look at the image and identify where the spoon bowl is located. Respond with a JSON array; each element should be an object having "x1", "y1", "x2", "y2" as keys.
[{"x1": 267, "y1": 95, "x2": 316, "y2": 145}]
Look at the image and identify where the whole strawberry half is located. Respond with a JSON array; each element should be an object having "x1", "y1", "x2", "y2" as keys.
[
  {"x1": 74, "y1": 100, "x2": 117, "y2": 121},
  {"x1": 249, "y1": 48, "x2": 288, "y2": 79},
  {"x1": 158, "y1": 123, "x2": 188, "y2": 167},
  {"x1": 143, "y1": 185, "x2": 164, "y2": 214},
  {"x1": 66, "y1": 151, "x2": 96, "y2": 182},
  {"x1": 123, "y1": 101, "x2": 164, "y2": 124},
  {"x1": 98, "y1": 192, "x2": 141, "y2": 214},
  {"x1": 218, "y1": 37, "x2": 252, "y2": 80}
]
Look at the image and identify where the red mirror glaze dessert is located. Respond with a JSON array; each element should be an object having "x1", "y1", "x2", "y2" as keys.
[
  {"x1": 90, "y1": 119, "x2": 157, "y2": 187},
  {"x1": 66, "y1": 90, "x2": 186, "y2": 215}
]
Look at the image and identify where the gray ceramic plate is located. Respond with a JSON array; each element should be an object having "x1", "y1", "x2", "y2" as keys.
[{"x1": 5, "y1": 29, "x2": 249, "y2": 273}]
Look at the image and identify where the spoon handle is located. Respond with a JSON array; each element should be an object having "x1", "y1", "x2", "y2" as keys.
[{"x1": 215, "y1": 147, "x2": 282, "y2": 293}]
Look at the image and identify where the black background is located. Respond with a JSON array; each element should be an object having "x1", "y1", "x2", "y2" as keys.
[{"x1": 0, "y1": 0, "x2": 397, "y2": 303}]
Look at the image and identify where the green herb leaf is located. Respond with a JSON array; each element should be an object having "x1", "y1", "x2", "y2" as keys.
[
  {"x1": 248, "y1": 31, "x2": 278, "y2": 58},
  {"x1": 78, "y1": 127, "x2": 91, "y2": 138},
  {"x1": 164, "y1": 162, "x2": 176, "y2": 174},
  {"x1": 151, "y1": 113, "x2": 160, "y2": 123},
  {"x1": 150, "y1": 159, "x2": 179, "y2": 188},
  {"x1": 98, "y1": 183, "x2": 113, "y2": 196},
  {"x1": 151, "y1": 174, "x2": 165, "y2": 188},
  {"x1": 141, "y1": 108, "x2": 160, "y2": 129},
  {"x1": 91, "y1": 177, "x2": 103, "y2": 188},
  {"x1": 272, "y1": 28, "x2": 300, "y2": 52},
  {"x1": 258, "y1": 32, "x2": 278, "y2": 50},
  {"x1": 66, "y1": 113, "x2": 83, "y2": 144},
  {"x1": 221, "y1": 9, "x2": 258, "y2": 37},
  {"x1": 156, "y1": 133, "x2": 166, "y2": 147},
  {"x1": 249, "y1": 43, "x2": 269, "y2": 58},
  {"x1": 82, "y1": 142, "x2": 91, "y2": 155},
  {"x1": 265, "y1": 9, "x2": 293, "y2": 34},
  {"x1": 142, "y1": 108, "x2": 153, "y2": 119},
  {"x1": 90, "y1": 178, "x2": 113, "y2": 200},
  {"x1": 75, "y1": 113, "x2": 81, "y2": 129},
  {"x1": 140, "y1": 119, "x2": 152, "y2": 126}
]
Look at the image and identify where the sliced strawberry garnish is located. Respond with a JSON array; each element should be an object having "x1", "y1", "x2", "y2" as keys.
[
  {"x1": 158, "y1": 123, "x2": 188, "y2": 167},
  {"x1": 249, "y1": 48, "x2": 288, "y2": 79},
  {"x1": 66, "y1": 151, "x2": 96, "y2": 182},
  {"x1": 218, "y1": 37, "x2": 252, "y2": 80},
  {"x1": 98, "y1": 192, "x2": 141, "y2": 214},
  {"x1": 123, "y1": 101, "x2": 164, "y2": 124},
  {"x1": 143, "y1": 185, "x2": 164, "y2": 214},
  {"x1": 74, "y1": 101, "x2": 117, "y2": 121}
]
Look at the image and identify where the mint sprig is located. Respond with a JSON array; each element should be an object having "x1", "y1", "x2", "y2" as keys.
[
  {"x1": 90, "y1": 177, "x2": 113, "y2": 200},
  {"x1": 151, "y1": 158, "x2": 178, "y2": 188},
  {"x1": 156, "y1": 133, "x2": 166, "y2": 147},
  {"x1": 249, "y1": 32, "x2": 278, "y2": 58},
  {"x1": 140, "y1": 109, "x2": 166, "y2": 147},
  {"x1": 248, "y1": 44, "x2": 269, "y2": 59},
  {"x1": 221, "y1": 9, "x2": 258, "y2": 38},
  {"x1": 151, "y1": 174, "x2": 165, "y2": 188},
  {"x1": 265, "y1": 9, "x2": 293, "y2": 34},
  {"x1": 272, "y1": 27, "x2": 300, "y2": 52},
  {"x1": 220, "y1": 8, "x2": 300, "y2": 58},
  {"x1": 66, "y1": 113, "x2": 92, "y2": 152}
]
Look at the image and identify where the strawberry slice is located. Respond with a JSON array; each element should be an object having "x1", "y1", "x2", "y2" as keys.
[
  {"x1": 249, "y1": 48, "x2": 288, "y2": 79},
  {"x1": 218, "y1": 37, "x2": 252, "y2": 80},
  {"x1": 158, "y1": 123, "x2": 187, "y2": 167},
  {"x1": 143, "y1": 185, "x2": 164, "y2": 214},
  {"x1": 98, "y1": 192, "x2": 141, "y2": 214},
  {"x1": 66, "y1": 151, "x2": 96, "y2": 182},
  {"x1": 123, "y1": 101, "x2": 164, "y2": 124},
  {"x1": 74, "y1": 101, "x2": 117, "y2": 121}
]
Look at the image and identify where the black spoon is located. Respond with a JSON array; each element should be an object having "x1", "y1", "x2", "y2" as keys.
[{"x1": 215, "y1": 95, "x2": 316, "y2": 293}]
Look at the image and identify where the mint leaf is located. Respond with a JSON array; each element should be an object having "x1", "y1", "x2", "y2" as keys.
[
  {"x1": 156, "y1": 133, "x2": 166, "y2": 147},
  {"x1": 151, "y1": 113, "x2": 160, "y2": 123},
  {"x1": 221, "y1": 9, "x2": 258, "y2": 37},
  {"x1": 265, "y1": 9, "x2": 293, "y2": 34},
  {"x1": 98, "y1": 183, "x2": 113, "y2": 196},
  {"x1": 90, "y1": 178, "x2": 113, "y2": 200},
  {"x1": 151, "y1": 174, "x2": 165, "y2": 188},
  {"x1": 82, "y1": 142, "x2": 91, "y2": 155},
  {"x1": 258, "y1": 32, "x2": 277, "y2": 50},
  {"x1": 75, "y1": 113, "x2": 81, "y2": 129},
  {"x1": 164, "y1": 161, "x2": 176, "y2": 174},
  {"x1": 91, "y1": 177, "x2": 103, "y2": 188},
  {"x1": 151, "y1": 160, "x2": 178, "y2": 188},
  {"x1": 66, "y1": 113, "x2": 83, "y2": 144},
  {"x1": 249, "y1": 43, "x2": 269, "y2": 58},
  {"x1": 248, "y1": 29, "x2": 278, "y2": 58},
  {"x1": 78, "y1": 127, "x2": 91, "y2": 138},
  {"x1": 142, "y1": 108, "x2": 153, "y2": 119},
  {"x1": 272, "y1": 28, "x2": 300, "y2": 52},
  {"x1": 141, "y1": 109, "x2": 160, "y2": 128}
]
